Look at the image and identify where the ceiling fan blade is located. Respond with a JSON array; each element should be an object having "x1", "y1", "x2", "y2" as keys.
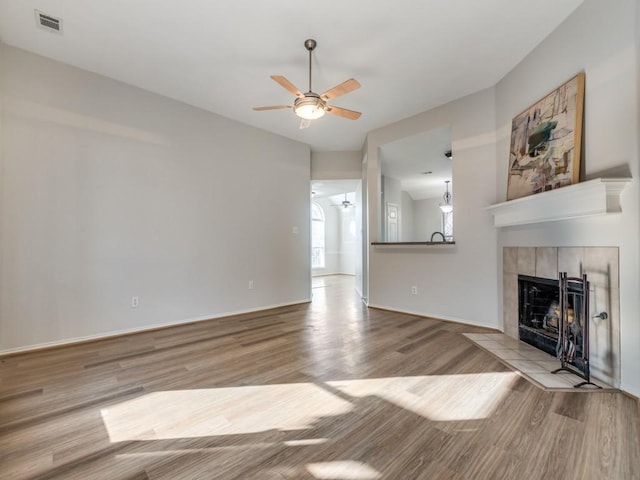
[
  {"x1": 325, "y1": 105, "x2": 362, "y2": 120},
  {"x1": 253, "y1": 105, "x2": 292, "y2": 111},
  {"x1": 271, "y1": 75, "x2": 305, "y2": 98},
  {"x1": 320, "y1": 78, "x2": 361, "y2": 101}
]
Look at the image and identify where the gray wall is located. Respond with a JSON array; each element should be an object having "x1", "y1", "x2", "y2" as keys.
[
  {"x1": 382, "y1": 175, "x2": 402, "y2": 206},
  {"x1": 400, "y1": 191, "x2": 414, "y2": 241},
  {"x1": 366, "y1": 87, "x2": 498, "y2": 329},
  {"x1": 413, "y1": 197, "x2": 442, "y2": 242},
  {"x1": 311, "y1": 151, "x2": 361, "y2": 180},
  {"x1": 0, "y1": 45, "x2": 311, "y2": 352}
]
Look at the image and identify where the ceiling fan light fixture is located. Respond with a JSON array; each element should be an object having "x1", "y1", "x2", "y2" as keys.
[{"x1": 294, "y1": 95, "x2": 326, "y2": 120}]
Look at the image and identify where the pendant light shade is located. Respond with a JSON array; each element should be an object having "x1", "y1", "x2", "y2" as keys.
[{"x1": 439, "y1": 180, "x2": 453, "y2": 213}]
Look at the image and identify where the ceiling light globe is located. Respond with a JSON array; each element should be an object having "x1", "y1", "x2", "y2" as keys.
[
  {"x1": 294, "y1": 95, "x2": 326, "y2": 120},
  {"x1": 295, "y1": 104, "x2": 325, "y2": 120}
]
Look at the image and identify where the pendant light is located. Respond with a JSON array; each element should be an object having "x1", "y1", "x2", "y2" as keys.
[{"x1": 439, "y1": 180, "x2": 453, "y2": 213}]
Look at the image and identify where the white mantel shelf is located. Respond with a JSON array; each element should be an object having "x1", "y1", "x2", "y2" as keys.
[{"x1": 486, "y1": 178, "x2": 631, "y2": 227}]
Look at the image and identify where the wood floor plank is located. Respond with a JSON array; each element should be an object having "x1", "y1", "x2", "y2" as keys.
[{"x1": 0, "y1": 275, "x2": 638, "y2": 479}]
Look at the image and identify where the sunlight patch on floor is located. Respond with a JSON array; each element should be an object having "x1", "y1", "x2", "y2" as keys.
[
  {"x1": 328, "y1": 372, "x2": 520, "y2": 421},
  {"x1": 101, "y1": 383, "x2": 352, "y2": 442},
  {"x1": 306, "y1": 460, "x2": 382, "y2": 479},
  {"x1": 101, "y1": 372, "x2": 518, "y2": 443}
]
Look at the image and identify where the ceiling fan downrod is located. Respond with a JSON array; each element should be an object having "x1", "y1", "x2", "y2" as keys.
[{"x1": 304, "y1": 39, "x2": 317, "y2": 93}]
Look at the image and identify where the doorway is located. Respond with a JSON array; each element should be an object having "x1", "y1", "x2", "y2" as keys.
[{"x1": 310, "y1": 179, "x2": 362, "y2": 292}]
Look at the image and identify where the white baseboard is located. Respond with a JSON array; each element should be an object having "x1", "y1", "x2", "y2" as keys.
[
  {"x1": 367, "y1": 304, "x2": 500, "y2": 331},
  {"x1": 0, "y1": 299, "x2": 311, "y2": 356}
]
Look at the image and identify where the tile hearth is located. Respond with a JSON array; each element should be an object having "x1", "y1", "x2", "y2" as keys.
[{"x1": 463, "y1": 333, "x2": 615, "y2": 391}]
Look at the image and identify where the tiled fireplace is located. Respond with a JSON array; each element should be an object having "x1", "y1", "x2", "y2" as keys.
[{"x1": 503, "y1": 247, "x2": 620, "y2": 387}]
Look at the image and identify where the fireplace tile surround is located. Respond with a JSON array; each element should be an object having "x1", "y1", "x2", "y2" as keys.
[{"x1": 503, "y1": 247, "x2": 620, "y2": 388}]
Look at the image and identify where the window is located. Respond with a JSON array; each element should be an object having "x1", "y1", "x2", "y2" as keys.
[{"x1": 311, "y1": 203, "x2": 325, "y2": 268}]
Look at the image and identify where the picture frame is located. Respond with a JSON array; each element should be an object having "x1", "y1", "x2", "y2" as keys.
[{"x1": 506, "y1": 72, "x2": 585, "y2": 201}]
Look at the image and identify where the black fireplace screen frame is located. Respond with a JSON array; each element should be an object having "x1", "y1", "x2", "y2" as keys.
[
  {"x1": 517, "y1": 272, "x2": 598, "y2": 388},
  {"x1": 552, "y1": 272, "x2": 598, "y2": 387}
]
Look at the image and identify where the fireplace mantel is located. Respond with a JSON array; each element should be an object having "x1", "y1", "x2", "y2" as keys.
[{"x1": 486, "y1": 178, "x2": 631, "y2": 227}]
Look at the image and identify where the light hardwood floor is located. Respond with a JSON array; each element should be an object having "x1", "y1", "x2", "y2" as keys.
[{"x1": 1, "y1": 275, "x2": 638, "y2": 479}]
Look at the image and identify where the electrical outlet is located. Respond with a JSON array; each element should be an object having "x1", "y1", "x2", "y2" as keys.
[
  {"x1": 131, "y1": 296, "x2": 139, "y2": 308},
  {"x1": 248, "y1": 280, "x2": 254, "y2": 290},
  {"x1": 411, "y1": 286, "x2": 418, "y2": 295}
]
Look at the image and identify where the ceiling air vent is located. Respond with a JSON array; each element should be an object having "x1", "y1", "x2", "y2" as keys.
[{"x1": 34, "y1": 10, "x2": 63, "y2": 34}]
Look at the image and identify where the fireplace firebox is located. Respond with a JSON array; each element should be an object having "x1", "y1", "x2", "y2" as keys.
[
  {"x1": 518, "y1": 275, "x2": 564, "y2": 355},
  {"x1": 518, "y1": 273, "x2": 597, "y2": 387}
]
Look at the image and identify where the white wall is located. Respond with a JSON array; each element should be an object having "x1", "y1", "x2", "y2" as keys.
[
  {"x1": 494, "y1": 0, "x2": 640, "y2": 397},
  {"x1": 366, "y1": 87, "x2": 498, "y2": 327},
  {"x1": 0, "y1": 45, "x2": 311, "y2": 352}
]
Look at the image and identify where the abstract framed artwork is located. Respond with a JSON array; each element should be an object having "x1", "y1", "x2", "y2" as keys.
[{"x1": 507, "y1": 72, "x2": 585, "y2": 200}]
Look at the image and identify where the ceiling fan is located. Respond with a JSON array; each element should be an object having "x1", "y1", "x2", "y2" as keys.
[
  {"x1": 332, "y1": 194, "x2": 355, "y2": 209},
  {"x1": 253, "y1": 39, "x2": 361, "y2": 128}
]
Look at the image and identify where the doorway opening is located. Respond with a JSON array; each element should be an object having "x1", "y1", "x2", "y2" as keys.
[{"x1": 310, "y1": 179, "x2": 362, "y2": 296}]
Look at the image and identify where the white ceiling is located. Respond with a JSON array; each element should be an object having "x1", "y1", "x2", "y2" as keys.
[{"x1": 0, "y1": 1, "x2": 583, "y2": 152}]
